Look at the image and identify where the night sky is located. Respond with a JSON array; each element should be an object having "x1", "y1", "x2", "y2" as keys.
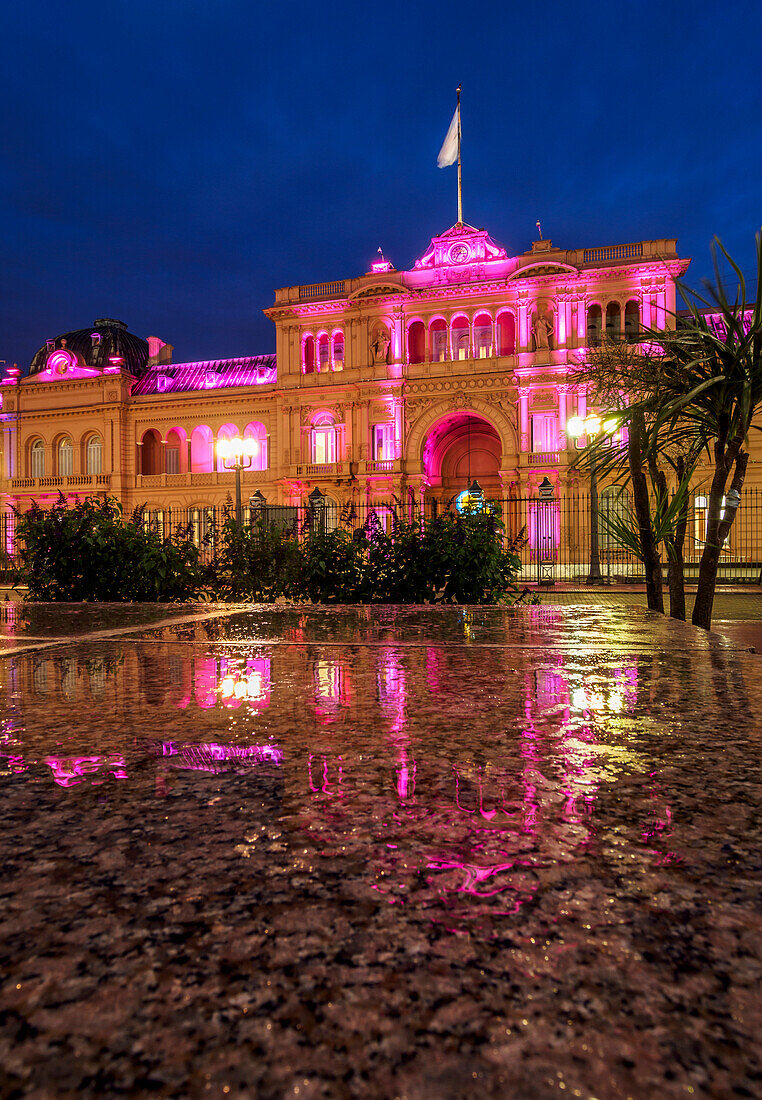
[{"x1": 3, "y1": 0, "x2": 761, "y2": 369}]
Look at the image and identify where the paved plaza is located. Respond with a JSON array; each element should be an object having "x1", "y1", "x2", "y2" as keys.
[{"x1": 1, "y1": 601, "x2": 761, "y2": 1098}]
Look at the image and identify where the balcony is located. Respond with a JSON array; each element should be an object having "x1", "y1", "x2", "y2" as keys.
[
  {"x1": 292, "y1": 462, "x2": 349, "y2": 478},
  {"x1": 363, "y1": 459, "x2": 403, "y2": 475},
  {"x1": 526, "y1": 452, "x2": 561, "y2": 467},
  {"x1": 135, "y1": 471, "x2": 250, "y2": 489},
  {"x1": 11, "y1": 474, "x2": 111, "y2": 492}
]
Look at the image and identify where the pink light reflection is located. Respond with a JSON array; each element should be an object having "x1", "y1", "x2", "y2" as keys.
[
  {"x1": 44, "y1": 754, "x2": 127, "y2": 788},
  {"x1": 159, "y1": 741, "x2": 282, "y2": 772}
]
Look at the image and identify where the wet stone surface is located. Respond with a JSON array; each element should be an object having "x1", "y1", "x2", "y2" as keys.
[{"x1": 0, "y1": 604, "x2": 761, "y2": 1098}]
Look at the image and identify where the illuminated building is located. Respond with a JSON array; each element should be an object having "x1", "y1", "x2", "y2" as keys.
[{"x1": 0, "y1": 223, "x2": 694, "y2": 552}]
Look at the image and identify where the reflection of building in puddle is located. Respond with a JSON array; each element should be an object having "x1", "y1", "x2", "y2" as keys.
[
  {"x1": 190, "y1": 656, "x2": 271, "y2": 710},
  {"x1": 0, "y1": 716, "x2": 25, "y2": 776},
  {"x1": 157, "y1": 740, "x2": 282, "y2": 773},
  {"x1": 313, "y1": 658, "x2": 351, "y2": 723},
  {"x1": 44, "y1": 754, "x2": 128, "y2": 788},
  {"x1": 378, "y1": 649, "x2": 414, "y2": 798},
  {"x1": 308, "y1": 752, "x2": 344, "y2": 795}
]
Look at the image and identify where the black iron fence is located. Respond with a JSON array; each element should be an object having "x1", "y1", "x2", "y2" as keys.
[{"x1": 3, "y1": 488, "x2": 762, "y2": 585}]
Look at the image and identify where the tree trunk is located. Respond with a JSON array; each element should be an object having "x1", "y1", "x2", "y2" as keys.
[
  {"x1": 628, "y1": 414, "x2": 663, "y2": 611},
  {"x1": 629, "y1": 411, "x2": 664, "y2": 613},
  {"x1": 692, "y1": 449, "x2": 748, "y2": 629},
  {"x1": 668, "y1": 456, "x2": 689, "y2": 621}
]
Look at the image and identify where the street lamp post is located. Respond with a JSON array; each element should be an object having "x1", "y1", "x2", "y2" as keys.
[
  {"x1": 217, "y1": 436, "x2": 259, "y2": 525},
  {"x1": 567, "y1": 413, "x2": 610, "y2": 586}
]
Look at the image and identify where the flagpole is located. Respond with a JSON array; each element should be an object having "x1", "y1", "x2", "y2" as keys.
[{"x1": 456, "y1": 84, "x2": 462, "y2": 225}]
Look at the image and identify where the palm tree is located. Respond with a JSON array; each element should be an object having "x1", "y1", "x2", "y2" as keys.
[{"x1": 655, "y1": 232, "x2": 762, "y2": 629}]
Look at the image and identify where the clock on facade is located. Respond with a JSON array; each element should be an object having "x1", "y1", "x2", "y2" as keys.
[
  {"x1": 448, "y1": 243, "x2": 470, "y2": 264},
  {"x1": 46, "y1": 349, "x2": 77, "y2": 376}
]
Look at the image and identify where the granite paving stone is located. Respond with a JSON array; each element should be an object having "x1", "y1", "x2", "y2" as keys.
[{"x1": 0, "y1": 604, "x2": 761, "y2": 1098}]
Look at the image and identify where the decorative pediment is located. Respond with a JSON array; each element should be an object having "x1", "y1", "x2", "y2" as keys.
[
  {"x1": 510, "y1": 262, "x2": 579, "y2": 280},
  {"x1": 348, "y1": 282, "x2": 407, "y2": 301},
  {"x1": 414, "y1": 223, "x2": 508, "y2": 270}
]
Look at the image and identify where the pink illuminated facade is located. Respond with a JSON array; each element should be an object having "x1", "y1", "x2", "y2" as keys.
[{"x1": 0, "y1": 223, "x2": 698, "y2": 535}]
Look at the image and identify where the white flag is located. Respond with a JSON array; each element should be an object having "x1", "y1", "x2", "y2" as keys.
[{"x1": 437, "y1": 106, "x2": 459, "y2": 168}]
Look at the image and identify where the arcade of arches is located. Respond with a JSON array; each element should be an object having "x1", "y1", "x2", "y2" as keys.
[{"x1": 420, "y1": 413, "x2": 505, "y2": 504}]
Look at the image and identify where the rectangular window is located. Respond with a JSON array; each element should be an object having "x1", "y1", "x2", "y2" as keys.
[
  {"x1": 531, "y1": 414, "x2": 558, "y2": 452},
  {"x1": 166, "y1": 447, "x2": 180, "y2": 474},
  {"x1": 431, "y1": 330, "x2": 448, "y2": 362},
  {"x1": 474, "y1": 325, "x2": 492, "y2": 357},
  {"x1": 372, "y1": 423, "x2": 394, "y2": 460},
  {"x1": 319, "y1": 343, "x2": 330, "y2": 370},
  {"x1": 454, "y1": 331, "x2": 470, "y2": 360},
  {"x1": 59, "y1": 446, "x2": 73, "y2": 476},
  {"x1": 312, "y1": 428, "x2": 336, "y2": 464},
  {"x1": 333, "y1": 341, "x2": 344, "y2": 370}
]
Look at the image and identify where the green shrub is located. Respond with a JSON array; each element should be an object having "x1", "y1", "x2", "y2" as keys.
[
  {"x1": 14, "y1": 495, "x2": 526, "y2": 605},
  {"x1": 296, "y1": 506, "x2": 524, "y2": 604},
  {"x1": 210, "y1": 513, "x2": 301, "y2": 601},
  {"x1": 14, "y1": 495, "x2": 208, "y2": 601}
]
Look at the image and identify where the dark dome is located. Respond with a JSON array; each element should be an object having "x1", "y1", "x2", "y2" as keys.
[{"x1": 29, "y1": 318, "x2": 150, "y2": 377}]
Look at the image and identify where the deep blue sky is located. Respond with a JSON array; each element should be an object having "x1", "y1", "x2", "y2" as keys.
[{"x1": 2, "y1": 0, "x2": 761, "y2": 368}]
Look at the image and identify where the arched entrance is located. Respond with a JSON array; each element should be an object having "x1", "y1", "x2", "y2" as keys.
[{"x1": 421, "y1": 412, "x2": 502, "y2": 504}]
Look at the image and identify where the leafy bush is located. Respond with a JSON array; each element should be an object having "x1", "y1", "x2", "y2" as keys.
[
  {"x1": 14, "y1": 495, "x2": 208, "y2": 601},
  {"x1": 210, "y1": 513, "x2": 301, "y2": 601},
  {"x1": 292, "y1": 506, "x2": 524, "y2": 604},
  {"x1": 14, "y1": 495, "x2": 526, "y2": 605}
]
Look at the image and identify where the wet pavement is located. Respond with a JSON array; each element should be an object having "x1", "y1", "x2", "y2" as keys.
[{"x1": 1, "y1": 603, "x2": 761, "y2": 1099}]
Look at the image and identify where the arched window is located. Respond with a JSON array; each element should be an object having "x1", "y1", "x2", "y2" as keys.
[
  {"x1": 331, "y1": 331, "x2": 344, "y2": 371},
  {"x1": 58, "y1": 437, "x2": 73, "y2": 477},
  {"x1": 86, "y1": 435, "x2": 102, "y2": 475},
  {"x1": 190, "y1": 425, "x2": 214, "y2": 473},
  {"x1": 587, "y1": 305, "x2": 602, "y2": 347},
  {"x1": 497, "y1": 311, "x2": 516, "y2": 356},
  {"x1": 599, "y1": 487, "x2": 632, "y2": 551},
  {"x1": 606, "y1": 302, "x2": 622, "y2": 342},
  {"x1": 624, "y1": 300, "x2": 640, "y2": 342},
  {"x1": 317, "y1": 333, "x2": 330, "y2": 372},
  {"x1": 30, "y1": 439, "x2": 45, "y2": 479},
  {"x1": 216, "y1": 423, "x2": 238, "y2": 472},
  {"x1": 473, "y1": 312, "x2": 493, "y2": 358},
  {"x1": 430, "y1": 318, "x2": 448, "y2": 362},
  {"x1": 243, "y1": 421, "x2": 268, "y2": 471},
  {"x1": 140, "y1": 429, "x2": 162, "y2": 475},
  {"x1": 451, "y1": 316, "x2": 470, "y2": 360},
  {"x1": 408, "y1": 320, "x2": 425, "y2": 364},
  {"x1": 302, "y1": 335, "x2": 315, "y2": 374},
  {"x1": 165, "y1": 428, "x2": 186, "y2": 474},
  {"x1": 311, "y1": 414, "x2": 337, "y2": 464}
]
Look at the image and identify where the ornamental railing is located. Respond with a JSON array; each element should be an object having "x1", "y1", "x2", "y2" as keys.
[
  {"x1": 582, "y1": 243, "x2": 643, "y2": 263},
  {"x1": 298, "y1": 281, "x2": 346, "y2": 301}
]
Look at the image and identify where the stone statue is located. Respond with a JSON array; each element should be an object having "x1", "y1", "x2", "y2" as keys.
[
  {"x1": 370, "y1": 328, "x2": 390, "y2": 364},
  {"x1": 532, "y1": 312, "x2": 554, "y2": 350}
]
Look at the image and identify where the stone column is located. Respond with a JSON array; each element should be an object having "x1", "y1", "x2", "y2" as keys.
[
  {"x1": 577, "y1": 387, "x2": 587, "y2": 422},
  {"x1": 518, "y1": 388, "x2": 530, "y2": 453},
  {"x1": 518, "y1": 296, "x2": 529, "y2": 351},
  {"x1": 558, "y1": 385, "x2": 569, "y2": 451},
  {"x1": 577, "y1": 296, "x2": 588, "y2": 343}
]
